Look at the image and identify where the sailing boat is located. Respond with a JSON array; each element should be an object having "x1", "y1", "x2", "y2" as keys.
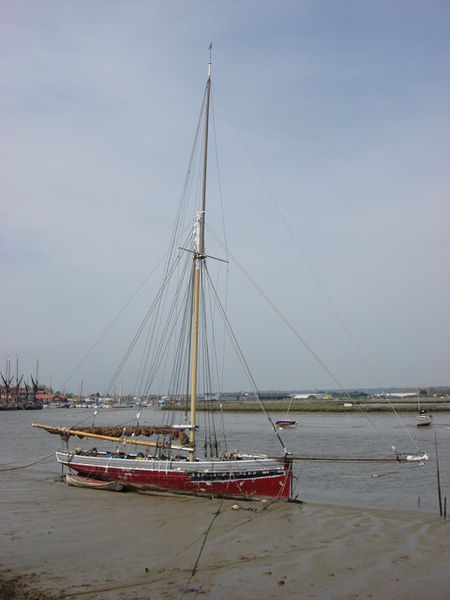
[
  {"x1": 416, "y1": 388, "x2": 432, "y2": 427},
  {"x1": 33, "y1": 51, "x2": 427, "y2": 500},
  {"x1": 276, "y1": 396, "x2": 297, "y2": 429},
  {"x1": 33, "y1": 52, "x2": 293, "y2": 501},
  {"x1": 416, "y1": 410, "x2": 432, "y2": 427}
]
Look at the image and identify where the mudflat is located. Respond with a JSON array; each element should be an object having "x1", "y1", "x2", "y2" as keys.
[{"x1": 1, "y1": 467, "x2": 449, "y2": 599}]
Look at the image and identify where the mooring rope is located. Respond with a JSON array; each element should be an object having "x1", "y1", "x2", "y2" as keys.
[{"x1": 0, "y1": 452, "x2": 55, "y2": 472}]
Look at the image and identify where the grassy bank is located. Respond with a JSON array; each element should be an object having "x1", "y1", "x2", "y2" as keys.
[{"x1": 165, "y1": 397, "x2": 450, "y2": 413}]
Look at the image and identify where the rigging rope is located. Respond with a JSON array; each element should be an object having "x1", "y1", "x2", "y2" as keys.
[
  {"x1": 211, "y1": 84, "x2": 420, "y2": 452},
  {"x1": 104, "y1": 252, "x2": 187, "y2": 396},
  {"x1": 204, "y1": 265, "x2": 287, "y2": 453},
  {"x1": 61, "y1": 254, "x2": 166, "y2": 391},
  {"x1": 207, "y1": 231, "x2": 419, "y2": 452}
]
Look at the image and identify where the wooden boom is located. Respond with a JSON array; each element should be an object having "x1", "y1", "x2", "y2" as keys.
[
  {"x1": 277, "y1": 452, "x2": 428, "y2": 463},
  {"x1": 32, "y1": 423, "x2": 193, "y2": 452}
]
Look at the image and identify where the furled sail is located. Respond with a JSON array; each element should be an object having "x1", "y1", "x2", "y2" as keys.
[{"x1": 32, "y1": 423, "x2": 190, "y2": 448}]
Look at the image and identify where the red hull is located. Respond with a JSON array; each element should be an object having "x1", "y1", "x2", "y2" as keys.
[{"x1": 57, "y1": 453, "x2": 292, "y2": 501}]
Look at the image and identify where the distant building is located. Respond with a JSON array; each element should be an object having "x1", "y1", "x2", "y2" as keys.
[
  {"x1": 36, "y1": 392, "x2": 66, "y2": 402},
  {"x1": 292, "y1": 394, "x2": 317, "y2": 400}
]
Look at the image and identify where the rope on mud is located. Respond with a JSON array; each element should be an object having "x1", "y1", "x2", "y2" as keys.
[
  {"x1": 0, "y1": 453, "x2": 54, "y2": 472},
  {"x1": 178, "y1": 466, "x2": 292, "y2": 598},
  {"x1": 178, "y1": 467, "x2": 239, "y2": 599},
  {"x1": 178, "y1": 498, "x2": 225, "y2": 600},
  {"x1": 178, "y1": 460, "x2": 293, "y2": 598}
]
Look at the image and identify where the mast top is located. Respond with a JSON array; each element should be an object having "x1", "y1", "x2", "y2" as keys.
[{"x1": 208, "y1": 42, "x2": 212, "y2": 78}]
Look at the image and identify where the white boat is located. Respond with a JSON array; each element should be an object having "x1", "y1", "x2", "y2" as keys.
[
  {"x1": 416, "y1": 387, "x2": 432, "y2": 426},
  {"x1": 416, "y1": 410, "x2": 433, "y2": 427}
]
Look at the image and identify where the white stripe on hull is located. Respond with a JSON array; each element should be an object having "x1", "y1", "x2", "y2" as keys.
[{"x1": 56, "y1": 452, "x2": 285, "y2": 476}]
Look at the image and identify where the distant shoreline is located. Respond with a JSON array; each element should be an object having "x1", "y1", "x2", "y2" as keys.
[{"x1": 10, "y1": 398, "x2": 449, "y2": 414}]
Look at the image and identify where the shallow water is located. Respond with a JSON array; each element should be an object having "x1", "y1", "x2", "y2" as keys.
[{"x1": 1, "y1": 407, "x2": 449, "y2": 514}]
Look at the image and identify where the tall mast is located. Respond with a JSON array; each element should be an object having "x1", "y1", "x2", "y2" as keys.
[{"x1": 189, "y1": 46, "x2": 212, "y2": 461}]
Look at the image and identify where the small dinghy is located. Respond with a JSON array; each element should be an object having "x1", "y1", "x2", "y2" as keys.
[{"x1": 66, "y1": 473, "x2": 124, "y2": 492}]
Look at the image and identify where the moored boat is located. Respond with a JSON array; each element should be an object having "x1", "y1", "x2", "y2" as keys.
[
  {"x1": 32, "y1": 422, "x2": 291, "y2": 500},
  {"x1": 416, "y1": 410, "x2": 433, "y2": 427},
  {"x1": 33, "y1": 48, "x2": 428, "y2": 502},
  {"x1": 276, "y1": 395, "x2": 297, "y2": 429},
  {"x1": 416, "y1": 386, "x2": 432, "y2": 426},
  {"x1": 275, "y1": 419, "x2": 297, "y2": 430},
  {"x1": 61, "y1": 450, "x2": 290, "y2": 499}
]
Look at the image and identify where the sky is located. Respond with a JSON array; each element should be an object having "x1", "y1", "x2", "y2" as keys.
[{"x1": 1, "y1": 0, "x2": 449, "y2": 395}]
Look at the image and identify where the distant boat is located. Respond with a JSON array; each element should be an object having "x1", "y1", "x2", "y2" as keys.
[
  {"x1": 416, "y1": 387, "x2": 432, "y2": 427},
  {"x1": 275, "y1": 419, "x2": 297, "y2": 430},
  {"x1": 416, "y1": 409, "x2": 432, "y2": 427},
  {"x1": 276, "y1": 396, "x2": 297, "y2": 429}
]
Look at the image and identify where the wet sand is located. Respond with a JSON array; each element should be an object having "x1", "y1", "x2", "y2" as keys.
[{"x1": 1, "y1": 466, "x2": 449, "y2": 599}]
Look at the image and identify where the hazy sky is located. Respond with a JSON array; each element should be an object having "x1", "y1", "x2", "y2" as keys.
[{"x1": 1, "y1": 1, "x2": 449, "y2": 394}]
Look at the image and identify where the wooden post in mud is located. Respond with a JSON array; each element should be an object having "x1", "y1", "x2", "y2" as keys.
[{"x1": 434, "y1": 432, "x2": 443, "y2": 517}]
